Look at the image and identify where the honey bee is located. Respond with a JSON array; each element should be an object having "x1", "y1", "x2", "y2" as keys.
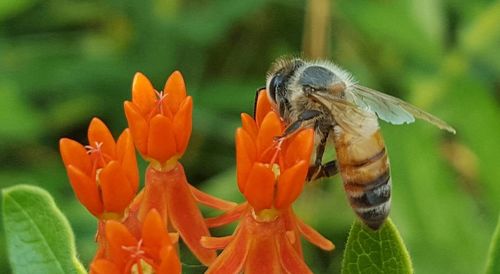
[{"x1": 262, "y1": 57, "x2": 455, "y2": 230}]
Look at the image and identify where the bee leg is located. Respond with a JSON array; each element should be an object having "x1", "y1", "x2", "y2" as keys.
[
  {"x1": 308, "y1": 160, "x2": 339, "y2": 181},
  {"x1": 277, "y1": 110, "x2": 323, "y2": 140},
  {"x1": 253, "y1": 86, "x2": 266, "y2": 118},
  {"x1": 307, "y1": 124, "x2": 338, "y2": 181}
]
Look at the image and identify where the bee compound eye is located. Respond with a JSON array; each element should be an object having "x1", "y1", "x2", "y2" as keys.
[{"x1": 268, "y1": 74, "x2": 283, "y2": 103}]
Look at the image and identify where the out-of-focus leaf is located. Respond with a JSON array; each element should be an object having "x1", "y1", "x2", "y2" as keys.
[
  {"x1": 0, "y1": 83, "x2": 42, "y2": 142},
  {"x1": 0, "y1": 0, "x2": 37, "y2": 21},
  {"x1": 485, "y1": 214, "x2": 500, "y2": 274},
  {"x1": 460, "y1": 1, "x2": 500, "y2": 73},
  {"x1": 341, "y1": 219, "x2": 412, "y2": 274},
  {"x1": 2, "y1": 185, "x2": 86, "y2": 274}
]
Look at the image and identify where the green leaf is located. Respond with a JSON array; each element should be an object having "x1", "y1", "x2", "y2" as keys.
[
  {"x1": 485, "y1": 214, "x2": 500, "y2": 274},
  {"x1": 2, "y1": 185, "x2": 86, "y2": 274},
  {"x1": 341, "y1": 218, "x2": 413, "y2": 274}
]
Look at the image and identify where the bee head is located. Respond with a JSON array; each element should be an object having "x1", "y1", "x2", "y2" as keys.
[
  {"x1": 298, "y1": 65, "x2": 346, "y2": 96},
  {"x1": 266, "y1": 58, "x2": 305, "y2": 116}
]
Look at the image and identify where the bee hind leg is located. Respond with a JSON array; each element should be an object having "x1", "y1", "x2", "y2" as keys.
[{"x1": 308, "y1": 160, "x2": 338, "y2": 181}]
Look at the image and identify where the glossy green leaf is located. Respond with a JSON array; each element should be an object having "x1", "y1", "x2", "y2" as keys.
[
  {"x1": 2, "y1": 185, "x2": 86, "y2": 274},
  {"x1": 341, "y1": 218, "x2": 413, "y2": 274},
  {"x1": 485, "y1": 214, "x2": 500, "y2": 274}
]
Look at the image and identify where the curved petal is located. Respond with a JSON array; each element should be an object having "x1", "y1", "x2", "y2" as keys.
[
  {"x1": 66, "y1": 165, "x2": 103, "y2": 216},
  {"x1": 284, "y1": 128, "x2": 314, "y2": 169},
  {"x1": 189, "y1": 184, "x2": 237, "y2": 211},
  {"x1": 116, "y1": 129, "x2": 139, "y2": 193},
  {"x1": 90, "y1": 259, "x2": 121, "y2": 274},
  {"x1": 132, "y1": 72, "x2": 157, "y2": 116},
  {"x1": 147, "y1": 114, "x2": 177, "y2": 164},
  {"x1": 172, "y1": 96, "x2": 192, "y2": 156},
  {"x1": 240, "y1": 113, "x2": 258, "y2": 139},
  {"x1": 163, "y1": 71, "x2": 187, "y2": 114},
  {"x1": 201, "y1": 235, "x2": 234, "y2": 250},
  {"x1": 124, "y1": 101, "x2": 149, "y2": 156},
  {"x1": 276, "y1": 233, "x2": 312, "y2": 274},
  {"x1": 158, "y1": 246, "x2": 181, "y2": 274},
  {"x1": 243, "y1": 163, "x2": 275, "y2": 212},
  {"x1": 296, "y1": 217, "x2": 334, "y2": 251},
  {"x1": 205, "y1": 225, "x2": 250, "y2": 274},
  {"x1": 88, "y1": 118, "x2": 116, "y2": 159},
  {"x1": 99, "y1": 161, "x2": 135, "y2": 214},
  {"x1": 59, "y1": 138, "x2": 91, "y2": 174},
  {"x1": 105, "y1": 220, "x2": 137, "y2": 267},
  {"x1": 236, "y1": 128, "x2": 256, "y2": 193},
  {"x1": 255, "y1": 89, "x2": 273, "y2": 127},
  {"x1": 163, "y1": 165, "x2": 216, "y2": 265},
  {"x1": 142, "y1": 209, "x2": 168, "y2": 258},
  {"x1": 256, "y1": 112, "x2": 282, "y2": 159},
  {"x1": 275, "y1": 161, "x2": 308, "y2": 209}
]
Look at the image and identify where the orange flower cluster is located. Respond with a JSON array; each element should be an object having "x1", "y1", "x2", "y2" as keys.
[
  {"x1": 201, "y1": 91, "x2": 334, "y2": 273},
  {"x1": 60, "y1": 72, "x2": 334, "y2": 274}
]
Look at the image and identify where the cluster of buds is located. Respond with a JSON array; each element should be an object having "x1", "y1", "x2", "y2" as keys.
[{"x1": 60, "y1": 71, "x2": 333, "y2": 273}]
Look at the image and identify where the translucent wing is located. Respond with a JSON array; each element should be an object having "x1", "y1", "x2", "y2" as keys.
[
  {"x1": 350, "y1": 85, "x2": 456, "y2": 134},
  {"x1": 310, "y1": 92, "x2": 379, "y2": 137}
]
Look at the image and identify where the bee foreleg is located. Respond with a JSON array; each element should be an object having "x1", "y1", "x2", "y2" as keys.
[{"x1": 277, "y1": 110, "x2": 323, "y2": 140}]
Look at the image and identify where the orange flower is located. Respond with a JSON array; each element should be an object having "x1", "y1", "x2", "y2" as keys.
[
  {"x1": 59, "y1": 118, "x2": 138, "y2": 218},
  {"x1": 123, "y1": 71, "x2": 233, "y2": 266},
  {"x1": 202, "y1": 91, "x2": 334, "y2": 273},
  {"x1": 237, "y1": 111, "x2": 314, "y2": 214},
  {"x1": 124, "y1": 71, "x2": 192, "y2": 171},
  {"x1": 90, "y1": 209, "x2": 181, "y2": 274}
]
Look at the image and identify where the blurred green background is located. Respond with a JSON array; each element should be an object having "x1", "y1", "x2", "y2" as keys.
[{"x1": 1, "y1": 0, "x2": 499, "y2": 273}]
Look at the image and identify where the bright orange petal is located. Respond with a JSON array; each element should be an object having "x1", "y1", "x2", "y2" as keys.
[
  {"x1": 116, "y1": 129, "x2": 139, "y2": 193},
  {"x1": 142, "y1": 209, "x2": 168, "y2": 258},
  {"x1": 90, "y1": 259, "x2": 121, "y2": 274},
  {"x1": 158, "y1": 246, "x2": 181, "y2": 274},
  {"x1": 132, "y1": 72, "x2": 157, "y2": 116},
  {"x1": 255, "y1": 89, "x2": 273, "y2": 127},
  {"x1": 99, "y1": 161, "x2": 135, "y2": 213},
  {"x1": 147, "y1": 114, "x2": 177, "y2": 164},
  {"x1": 59, "y1": 138, "x2": 91, "y2": 174},
  {"x1": 276, "y1": 233, "x2": 312, "y2": 274},
  {"x1": 296, "y1": 217, "x2": 335, "y2": 251},
  {"x1": 124, "y1": 101, "x2": 149, "y2": 156},
  {"x1": 106, "y1": 220, "x2": 137, "y2": 267},
  {"x1": 205, "y1": 203, "x2": 248, "y2": 228},
  {"x1": 243, "y1": 163, "x2": 275, "y2": 212},
  {"x1": 164, "y1": 71, "x2": 187, "y2": 114},
  {"x1": 66, "y1": 165, "x2": 103, "y2": 216},
  {"x1": 240, "y1": 113, "x2": 258, "y2": 139},
  {"x1": 284, "y1": 128, "x2": 314, "y2": 169},
  {"x1": 163, "y1": 165, "x2": 216, "y2": 265},
  {"x1": 189, "y1": 184, "x2": 237, "y2": 211},
  {"x1": 201, "y1": 235, "x2": 234, "y2": 250},
  {"x1": 88, "y1": 118, "x2": 116, "y2": 159},
  {"x1": 236, "y1": 128, "x2": 257, "y2": 193},
  {"x1": 172, "y1": 96, "x2": 192, "y2": 156},
  {"x1": 256, "y1": 112, "x2": 282, "y2": 158},
  {"x1": 205, "y1": 225, "x2": 250, "y2": 274},
  {"x1": 275, "y1": 161, "x2": 308, "y2": 209}
]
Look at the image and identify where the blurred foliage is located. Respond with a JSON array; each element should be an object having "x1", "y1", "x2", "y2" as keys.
[{"x1": 0, "y1": 0, "x2": 499, "y2": 273}]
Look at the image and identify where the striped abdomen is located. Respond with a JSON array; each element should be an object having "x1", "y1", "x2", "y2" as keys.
[{"x1": 333, "y1": 127, "x2": 391, "y2": 230}]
